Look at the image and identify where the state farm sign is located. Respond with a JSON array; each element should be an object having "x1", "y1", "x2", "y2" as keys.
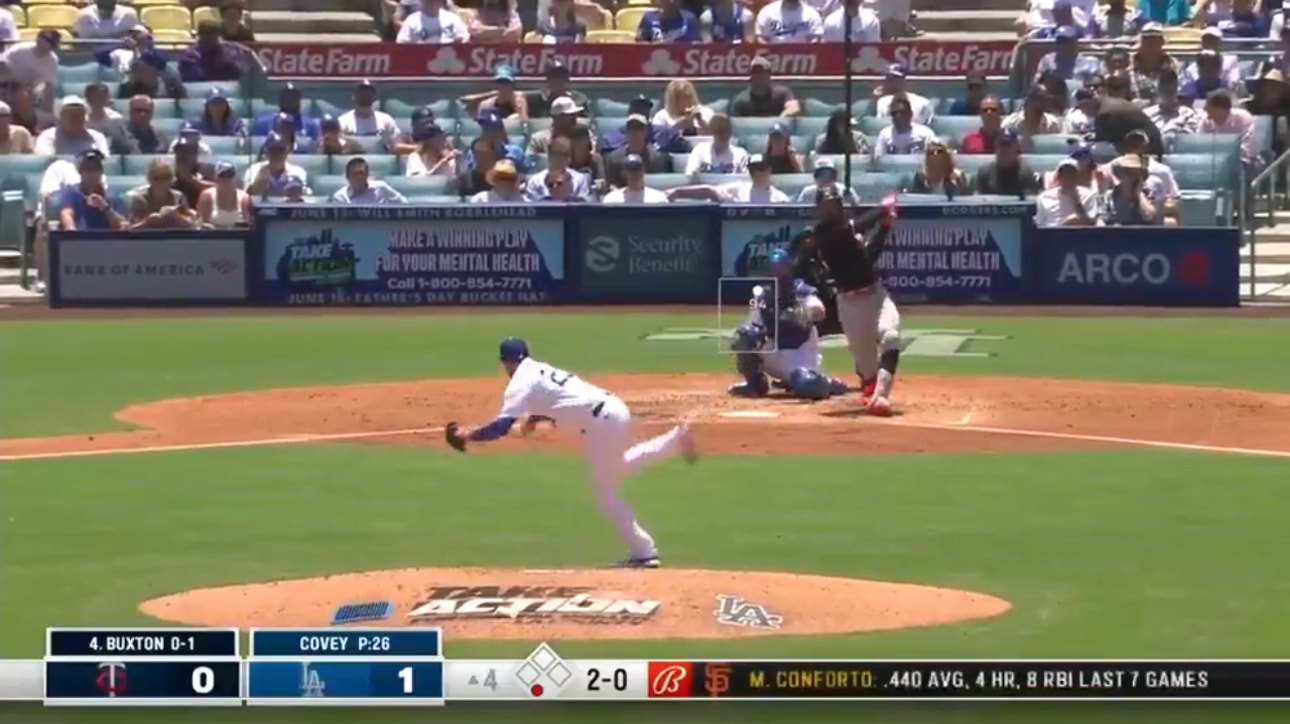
[{"x1": 250, "y1": 41, "x2": 1017, "y2": 79}]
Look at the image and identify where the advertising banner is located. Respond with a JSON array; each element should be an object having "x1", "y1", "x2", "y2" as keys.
[
  {"x1": 719, "y1": 204, "x2": 1028, "y2": 304},
  {"x1": 251, "y1": 40, "x2": 1017, "y2": 79},
  {"x1": 572, "y1": 205, "x2": 718, "y2": 303},
  {"x1": 257, "y1": 205, "x2": 564, "y2": 306},
  {"x1": 1033, "y1": 227, "x2": 1241, "y2": 307},
  {"x1": 49, "y1": 233, "x2": 248, "y2": 306}
]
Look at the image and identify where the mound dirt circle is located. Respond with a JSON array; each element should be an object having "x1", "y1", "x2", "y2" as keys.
[{"x1": 137, "y1": 568, "x2": 1012, "y2": 639}]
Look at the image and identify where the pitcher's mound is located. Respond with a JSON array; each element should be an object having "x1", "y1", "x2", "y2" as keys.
[{"x1": 139, "y1": 567, "x2": 1011, "y2": 640}]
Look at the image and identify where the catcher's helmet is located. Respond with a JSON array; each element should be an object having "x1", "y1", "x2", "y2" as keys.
[{"x1": 499, "y1": 337, "x2": 530, "y2": 362}]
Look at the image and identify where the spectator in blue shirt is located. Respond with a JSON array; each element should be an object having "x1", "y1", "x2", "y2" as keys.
[
  {"x1": 57, "y1": 149, "x2": 125, "y2": 231},
  {"x1": 1181, "y1": 49, "x2": 1231, "y2": 101},
  {"x1": 598, "y1": 95, "x2": 692, "y2": 154},
  {"x1": 194, "y1": 88, "x2": 246, "y2": 137},
  {"x1": 1032, "y1": 26, "x2": 1102, "y2": 85},
  {"x1": 248, "y1": 84, "x2": 321, "y2": 139},
  {"x1": 331, "y1": 157, "x2": 408, "y2": 204},
  {"x1": 525, "y1": 136, "x2": 591, "y2": 201},
  {"x1": 947, "y1": 71, "x2": 990, "y2": 115},
  {"x1": 1028, "y1": 0, "x2": 1094, "y2": 38},
  {"x1": 256, "y1": 113, "x2": 309, "y2": 157},
  {"x1": 179, "y1": 19, "x2": 246, "y2": 83},
  {"x1": 470, "y1": 109, "x2": 527, "y2": 171},
  {"x1": 636, "y1": 0, "x2": 702, "y2": 42},
  {"x1": 1211, "y1": 0, "x2": 1268, "y2": 38}
]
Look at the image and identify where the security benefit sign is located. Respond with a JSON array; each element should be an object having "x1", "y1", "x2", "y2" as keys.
[
  {"x1": 259, "y1": 206, "x2": 564, "y2": 306},
  {"x1": 1034, "y1": 227, "x2": 1241, "y2": 306},
  {"x1": 719, "y1": 204, "x2": 1026, "y2": 304},
  {"x1": 575, "y1": 205, "x2": 718, "y2": 303}
]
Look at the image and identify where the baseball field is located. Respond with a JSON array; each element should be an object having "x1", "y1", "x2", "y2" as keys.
[{"x1": 3, "y1": 306, "x2": 1290, "y2": 722}]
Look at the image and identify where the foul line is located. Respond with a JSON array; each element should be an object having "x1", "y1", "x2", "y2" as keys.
[
  {"x1": 0, "y1": 427, "x2": 442, "y2": 462},
  {"x1": 884, "y1": 419, "x2": 1290, "y2": 460}
]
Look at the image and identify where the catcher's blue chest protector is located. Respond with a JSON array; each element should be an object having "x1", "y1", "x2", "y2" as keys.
[{"x1": 757, "y1": 278, "x2": 816, "y2": 351}]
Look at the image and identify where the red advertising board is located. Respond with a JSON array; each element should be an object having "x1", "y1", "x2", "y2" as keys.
[{"x1": 250, "y1": 41, "x2": 1018, "y2": 79}]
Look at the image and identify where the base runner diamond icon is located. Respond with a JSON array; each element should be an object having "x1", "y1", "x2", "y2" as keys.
[
  {"x1": 517, "y1": 642, "x2": 570, "y2": 696},
  {"x1": 515, "y1": 663, "x2": 541, "y2": 687}
]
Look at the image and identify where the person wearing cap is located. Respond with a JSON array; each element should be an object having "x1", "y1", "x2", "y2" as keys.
[
  {"x1": 598, "y1": 96, "x2": 691, "y2": 155},
  {"x1": 822, "y1": 0, "x2": 881, "y2": 43},
  {"x1": 95, "y1": 25, "x2": 153, "y2": 78},
  {"x1": 73, "y1": 0, "x2": 140, "y2": 41},
  {"x1": 311, "y1": 115, "x2": 366, "y2": 155},
  {"x1": 729, "y1": 56, "x2": 801, "y2": 117},
  {"x1": 604, "y1": 114, "x2": 671, "y2": 186},
  {"x1": 128, "y1": 158, "x2": 197, "y2": 229},
  {"x1": 1031, "y1": 25, "x2": 1101, "y2": 86},
  {"x1": 816, "y1": 107, "x2": 871, "y2": 154},
  {"x1": 171, "y1": 134, "x2": 215, "y2": 209},
  {"x1": 637, "y1": 0, "x2": 702, "y2": 42},
  {"x1": 1145, "y1": 69, "x2": 1201, "y2": 137},
  {"x1": 754, "y1": 0, "x2": 823, "y2": 43},
  {"x1": 330, "y1": 157, "x2": 408, "y2": 205},
  {"x1": 536, "y1": 0, "x2": 590, "y2": 44},
  {"x1": 602, "y1": 154, "x2": 670, "y2": 203},
  {"x1": 1126, "y1": 23, "x2": 1179, "y2": 102},
  {"x1": 249, "y1": 85, "x2": 320, "y2": 139},
  {"x1": 468, "y1": 0, "x2": 524, "y2": 42},
  {"x1": 245, "y1": 132, "x2": 312, "y2": 199},
  {"x1": 1099, "y1": 154, "x2": 1163, "y2": 226},
  {"x1": 388, "y1": 104, "x2": 443, "y2": 155},
  {"x1": 1020, "y1": 0, "x2": 1095, "y2": 38},
  {"x1": 1193, "y1": 26, "x2": 1241, "y2": 85},
  {"x1": 874, "y1": 65, "x2": 933, "y2": 125},
  {"x1": 397, "y1": 0, "x2": 471, "y2": 44},
  {"x1": 1180, "y1": 49, "x2": 1234, "y2": 103},
  {"x1": 193, "y1": 88, "x2": 246, "y2": 138},
  {"x1": 469, "y1": 159, "x2": 529, "y2": 203},
  {"x1": 524, "y1": 136, "x2": 590, "y2": 201},
  {"x1": 405, "y1": 122, "x2": 460, "y2": 178},
  {"x1": 56, "y1": 149, "x2": 125, "y2": 232},
  {"x1": 975, "y1": 128, "x2": 1043, "y2": 197},
  {"x1": 0, "y1": 6, "x2": 16, "y2": 45},
  {"x1": 1245, "y1": 66, "x2": 1290, "y2": 152},
  {"x1": 762, "y1": 122, "x2": 803, "y2": 173},
  {"x1": 168, "y1": 122, "x2": 212, "y2": 156},
  {"x1": 34, "y1": 96, "x2": 111, "y2": 156},
  {"x1": 196, "y1": 161, "x2": 252, "y2": 228},
  {"x1": 338, "y1": 80, "x2": 400, "y2": 144},
  {"x1": 278, "y1": 175, "x2": 308, "y2": 203},
  {"x1": 1185, "y1": 38, "x2": 1243, "y2": 96},
  {"x1": 1042, "y1": 139, "x2": 1111, "y2": 193},
  {"x1": 524, "y1": 62, "x2": 589, "y2": 119},
  {"x1": 1034, "y1": 157, "x2": 1099, "y2": 227},
  {"x1": 947, "y1": 71, "x2": 990, "y2": 116},
  {"x1": 467, "y1": 66, "x2": 529, "y2": 121},
  {"x1": 218, "y1": 0, "x2": 256, "y2": 43},
  {"x1": 795, "y1": 157, "x2": 860, "y2": 203},
  {"x1": 178, "y1": 19, "x2": 246, "y2": 83},
  {"x1": 685, "y1": 113, "x2": 750, "y2": 174},
  {"x1": 1091, "y1": 0, "x2": 1140, "y2": 38},
  {"x1": 526, "y1": 95, "x2": 584, "y2": 156},
  {"x1": 700, "y1": 0, "x2": 754, "y2": 41},
  {"x1": 0, "y1": 29, "x2": 60, "y2": 108},
  {"x1": 1061, "y1": 87, "x2": 1101, "y2": 135},
  {"x1": 0, "y1": 101, "x2": 33, "y2": 155},
  {"x1": 1002, "y1": 86, "x2": 1062, "y2": 140},
  {"x1": 874, "y1": 96, "x2": 936, "y2": 156},
  {"x1": 118, "y1": 51, "x2": 186, "y2": 100},
  {"x1": 1205, "y1": 0, "x2": 1268, "y2": 38},
  {"x1": 668, "y1": 153, "x2": 791, "y2": 203}
]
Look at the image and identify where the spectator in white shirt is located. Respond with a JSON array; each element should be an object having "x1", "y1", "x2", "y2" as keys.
[
  {"x1": 338, "y1": 79, "x2": 400, "y2": 149},
  {"x1": 73, "y1": 0, "x2": 140, "y2": 40},
  {"x1": 874, "y1": 65, "x2": 933, "y2": 125},
  {"x1": 1035, "y1": 158, "x2": 1098, "y2": 227},
  {"x1": 874, "y1": 96, "x2": 937, "y2": 156},
  {"x1": 0, "y1": 30, "x2": 61, "y2": 108},
  {"x1": 525, "y1": 136, "x2": 591, "y2": 201},
  {"x1": 796, "y1": 156, "x2": 860, "y2": 203},
  {"x1": 685, "y1": 113, "x2": 750, "y2": 174},
  {"x1": 405, "y1": 122, "x2": 460, "y2": 178},
  {"x1": 804, "y1": 0, "x2": 840, "y2": 17},
  {"x1": 668, "y1": 153, "x2": 791, "y2": 203},
  {"x1": 1144, "y1": 70, "x2": 1201, "y2": 139},
  {"x1": 755, "y1": 0, "x2": 824, "y2": 43},
  {"x1": 470, "y1": 159, "x2": 530, "y2": 202},
  {"x1": 397, "y1": 0, "x2": 471, "y2": 44},
  {"x1": 0, "y1": 7, "x2": 17, "y2": 44},
  {"x1": 1061, "y1": 87, "x2": 1100, "y2": 135},
  {"x1": 84, "y1": 81, "x2": 124, "y2": 135},
  {"x1": 331, "y1": 157, "x2": 408, "y2": 204},
  {"x1": 33, "y1": 97, "x2": 111, "y2": 156},
  {"x1": 244, "y1": 133, "x2": 312, "y2": 199},
  {"x1": 823, "y1": 0, "x2": 881, "y2": 43},
  {"x1": 602, "y1": 154, "x2": 670, "y2": 203},
  {"x1": 653, "y1": 79, "x2": 715, "y2": 137}
]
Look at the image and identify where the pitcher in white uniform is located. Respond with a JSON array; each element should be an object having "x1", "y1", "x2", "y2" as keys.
[{"x1": 452, "y1": 337, "x2": 698, "y2": 568}]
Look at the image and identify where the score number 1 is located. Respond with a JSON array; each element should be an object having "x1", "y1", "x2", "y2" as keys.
[{"x1": 399, "y1": 667, "x2": 415, "y2": 694}]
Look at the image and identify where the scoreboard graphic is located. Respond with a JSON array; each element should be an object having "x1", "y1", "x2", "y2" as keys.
[{"x1": 6, "y1": 627, "x2": 1289, "y2": 704}]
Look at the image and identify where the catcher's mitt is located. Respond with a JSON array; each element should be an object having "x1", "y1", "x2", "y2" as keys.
[{"x1": 444, "y1": 422, "x2": 468, "y2": 453}]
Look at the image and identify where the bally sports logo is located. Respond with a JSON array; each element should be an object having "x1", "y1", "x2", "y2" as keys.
[{"x1": 407, "y1": 586, "x2": 660, "y2": 624}]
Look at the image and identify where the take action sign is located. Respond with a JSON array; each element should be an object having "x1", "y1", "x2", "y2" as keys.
[{"x1": 250, "y1": 41, "x2": 1017, "y2": 79}]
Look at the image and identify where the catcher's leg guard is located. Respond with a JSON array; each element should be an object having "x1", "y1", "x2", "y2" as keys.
[
  {"x1": 827, "y1": 377, "x2": 848, "y2": 396},
  {"x1": 730, "y1": 353, "x2": 769, "y2": 396},
  {"x1": 787, "y1": 367, "x2": 832, "y2": 401}
]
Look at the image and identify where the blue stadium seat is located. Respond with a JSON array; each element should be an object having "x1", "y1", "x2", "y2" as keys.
[
  {"x1": 696, "y1": 173, "x2": 742, "y2": 186},
  {"x1": 1177, "y1": 190, "x2": 1221, "y2": 225},
  {"x1": 111, "y1": 175, "x2": 148, "y2": 194},
  {"x1": 1164, "y1": 152, "x2": 1238, "y2": 190},
  {"x1": 595, "y1": 98, "x2": 653, "y2": 117},
  {"x1": 58, "y1": 63, "x2": 104, "y2": 87},
  {"x1": 179, "y1": 97, "x2": 250, "y2": 121},
  {"x1": 872, "y1": 155, "x2": 924, "y2": 175},
  {"x1": 249, "y1": 98, "x2": 277, "y2": 118},
  {"x1": 205, "y1": 137, "x2": 246, "y2": 155},
  {"x1": 383, "y1": 99, "x2": 456, "y2": 120},
  {"x1": 929, "y1": 116, "x2": 979, "y2": 144},
  {"x1": 853, "y1": 172, "x2": 909, "y2": 201},
  {"x1": 1029, "y1": 134, "x2": 1082, "y2": 155},
  {"x1": 185, "y1": 82, "x2": 243, "y2": 99},
  {"x1": 290, "y1": 155, "x2": 330, "y2": 178},
  {"x1": 731, "y1": 117, "x2": 792, "y2": 138},
  {"x1": 850, "y1": 99, "x2": 877, "y2": 118},
  {"x1": 457, "y1": 119, "x2": 526, "y2": 138},
  {"x1": 795, "y1": 116, "x2": 830, "y2": 140},
  {"x1": 528, "y1": 117, "x2": 553, "y2": 134},
  {"x1": 802, "y1": 98, "x2": 841, "y2": 117},
  {"x1": 773, "y1": 173, "x2": 814, "y2": 197},
  {"x1": 954, "y1": 154, "x2": 994, "y2": 177},
  {"x1": 386, "y1": 175, "x2": 455, "y2": 197},
  {"x1": 330, "y1": 154, "x2": 399, "y2": 176},
  {"x1": 1020, "y1": 154, "x2": 1072, "y2": 175},
  {"x1": 642, "y1": 173, "x2": 695, "y2": 190},
  {"x1": 857, "y1": 116, "x2": 888, "y2": 136},
  {"x1": 593, "y1": 116, "x2": 627, "y2": 135},
  {"x1": 210, "y1": 156, "x2": 252, "y2": 173},
  {"x1": 1169, "y1": 133, "x2": 1241, "y2": 157},
  {"x1": 0, "y1": 155, "x2": 61, "y2": 179},
  {"x1": 309, "y1": 174, "x2": 348, "y2": 198},
  {"x1": 313, "y1": 99, "x2": 347, "y2": 117},
  {"x1": 122, "y1": 155, "x2": 173, "y2": 175},
  {"x1": 707, "y1": 99, "x2": 730, "y2": 115},
  {"x1": 152, "y1": 118, "x2": 186, "y2": 135},
  {"x1": 668, "y1": 152, "x2": 691, "y2": 170}
]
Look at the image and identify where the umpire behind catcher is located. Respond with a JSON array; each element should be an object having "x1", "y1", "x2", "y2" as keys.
[{"x1": 794, "y1": 188, "x2": 904, "y2": 414}]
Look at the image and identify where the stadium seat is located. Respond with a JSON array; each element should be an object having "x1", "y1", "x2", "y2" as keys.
[
  {"x1": 853, "y1": 172, "x2": 909, "y2": 201},
  {"x1": 60, "y1": 63, "x2": 103, "y2": 87},
  {"x1": 152, "y1": 117, "x2": 187, "y2": 135},
  {"x1": 330, "y1": 154, "x2": 398, "y2": 176},
  {"x1": 289, "y1": 155, "x2": 330, "y2": 178},
  {"x1": 411, "y1": 194, "x2": 464, "y2": 204},
  {"x1": 528, "y1": 117, "x2": 552, "y2": 133},
  {"x1": 1169, "y1": 133, "x2": 1241, "y2": 157},
  {"x1": 708, "y1": 98, "x2": 729, "y2": 115},
  {"x1": 26, "y1": 5, "x2": 78, "y2": 29},
  {"x1": 528, "y1": 154, "x2": 548, "y2": 172},
  {"x1": 383, "y1": 99, "x2": 456, "y2": 120},
  {"x1": 614, "y1": 7, "x2": 647, "y2": 33},
  {"x1": 857, "y1": 116, "x2": 888, "y2": 136},
  {"x1": 642, "y1": 173, "x2": 695, "y2": 190},
  {"x1": 112, "y1": 175, "x2": 149, "y2": 194},
  {"x1": 179, "y1": 97, "x2": 250, "y2": 120},
  {"x1": 20, "y1": 27, "x2": 70, "y2": 42},
  {"x1": 309, "y1": 175, "x2": 347, "y2": 198},
  {"x1": 522, "y1": 30, "x2": 542, "y2": 42},
  {"x1": 802, "y1": 98, "x2": 841, "y2": 117},
  {"x1": 850, "y1": 99, "x2": 877, "y2": 118},
  {"x1": 696, "y1": 172, "x2": 742, "y2": 186},
  {"x1": 151, "y1": 30, "x2": 194, "y2": 44},
  {"x1": 204, "y1": 137, "x2": 245, "y2": 155},
  {"x1": 795, "y1": 116, "x2": 830, "y2": 140},
  {"x1": 872, "y1": 155, "x2": 924, "y2": 176},
  {"x1": 1252, "y1": 115, "x2": 1274, "y2": 154},
  {"x1": 313, "y1": 99, "x2": 347, "y2": 117},
  {"x1": 186, "y1": 82, "x2": 242, "y2": 99},
  {"x1": 954, "y1": 154, "x2": 994, "y2": 177},
  {"x1": 1165, "y1": 152, "x2": 1239, "y2": 190},
  {"x1": 773, "y1": 173, "x2": 814, "y2": 197},
  {"x1": 731, "y1": 117, "x2": 792, "y2": 138},
  {"x1": 1028, "y1": 134, "x2": 1082, "y2": 155},
  {"x1": 122, "y1": 155, "x2": 174, "y2": 175},
  {"x1": 586, "y1": 30, "x2": 634, "y2": 42},
  {"x1": 593, "y1": 115, "x2": 627, "y2": 135},
  {"x1": 1021, "y1": 154, "x2": 1071, "y2": 175},
  {"x1": 929, "y1": 116, "x2": 979, "y2": 143},
  {"x1": 1177, "y1": 190, "x2": 1221, "y2": 225},
  {"x1": 140, "y1": 6, "x2": 192, "y2": 32},
  {"x1": 387, "y1": 175, "x2": 455, "y2": 197},
  {"x1": 10, "y1": 6, "x2": 24, "y2": 26},
  {"x1": 668, "y1": 152, "x2": 691, "y2": 169},
  {"x1": 576, "y1": 3, "x2": 613, "y2": 30},
  {"x1": 192, "y1": 6, "x2": 220, "y2": 25},
  {"x1": 0, "y1": 155, "x2": 59, "y2": 180}
]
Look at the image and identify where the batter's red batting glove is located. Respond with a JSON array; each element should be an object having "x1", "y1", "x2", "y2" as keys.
[{"x1": 879, "y1": 193, "x2": 898, "y2": 226}]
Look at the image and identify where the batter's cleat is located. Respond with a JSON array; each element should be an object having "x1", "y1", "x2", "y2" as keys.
[
  {"x1": 611, "y1": 556, "x2": 661, "y2": 569},
  {"x1": 728, "y1": 382, "x2": 769, "y2": 397},
  {"x1": 866, "y1": 396, "x2": 893, "y2": 417}
]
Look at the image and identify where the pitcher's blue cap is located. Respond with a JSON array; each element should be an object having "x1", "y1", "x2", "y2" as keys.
[{"x1": 499, "y1": 337, "x2": 530, "y2": 362}]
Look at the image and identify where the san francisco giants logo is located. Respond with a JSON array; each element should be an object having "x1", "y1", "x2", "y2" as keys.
[
  {"x1": 704, "y1": 663, "x2": 732, "y2": 697},
  {"x1": 650, "y1": 665, "x2": 688, "y2": 695}
]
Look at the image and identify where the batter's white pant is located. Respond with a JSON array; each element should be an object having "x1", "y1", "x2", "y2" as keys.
[
  {"x1": 761, "y1": 329, "x2": 823, "y2": 381},
  {"x1": 582, "y1": 397, "x2": 686, "y2": 560},
  {"x1": 837, "y1": 282, "x2": 902, "y2": 396}
]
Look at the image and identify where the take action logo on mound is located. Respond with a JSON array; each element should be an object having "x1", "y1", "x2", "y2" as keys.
[
  {"x1": 406, "y1": 586, "x2": 660, "y2": 626},
  {"x1": 644, "y1": 328, "x2": 1008, "y2": 358}
]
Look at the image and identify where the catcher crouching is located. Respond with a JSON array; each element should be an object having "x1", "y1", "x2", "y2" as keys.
[{"x1": 727, "y1": 247, "x2": 849, "y2": 400}]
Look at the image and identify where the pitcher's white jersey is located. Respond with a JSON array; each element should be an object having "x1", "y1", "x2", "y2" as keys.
[{"x1": 499, "y1": 357, "x2": 609, "y2": 429}]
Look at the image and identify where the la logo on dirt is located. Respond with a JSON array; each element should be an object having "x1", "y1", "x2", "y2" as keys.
[
  {"x1": 644, "y1": 328, "x2": 1008, "y2": 357},
  {"x1": 275, "y1": 228, "x2": 359, "y2": 287},
  {"x1": 407, "y1": 586, "x2": 661, "y2": 625}
]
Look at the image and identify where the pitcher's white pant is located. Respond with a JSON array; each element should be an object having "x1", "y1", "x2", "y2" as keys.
[
  {"x1": 582, "y1": 397, "x2": 686, "y2": 559},
  {"x1": 761, "y1": 328, "x2": 823, "y2": 381},
  {"x1": 837, "y1": 282, "x2": 902, "y2": 397}
]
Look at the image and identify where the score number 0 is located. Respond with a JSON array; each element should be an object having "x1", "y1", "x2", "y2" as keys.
[{"x1": 191, "y1": 666, "x2": 216, "y2": 694}]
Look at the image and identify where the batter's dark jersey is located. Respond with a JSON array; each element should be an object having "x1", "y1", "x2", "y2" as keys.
[{"x1": 811, "y1": 206, "x2": 892, "y2": 293}]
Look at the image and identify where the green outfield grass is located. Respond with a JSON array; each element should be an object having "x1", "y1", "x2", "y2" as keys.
[{"x1": 2, "y1": 313, "x2": 1289, "y2": 722}]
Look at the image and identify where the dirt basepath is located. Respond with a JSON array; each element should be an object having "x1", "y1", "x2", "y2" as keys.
[{"x1": 5, "y1": 374, "x2": 1290, "y2": 459}]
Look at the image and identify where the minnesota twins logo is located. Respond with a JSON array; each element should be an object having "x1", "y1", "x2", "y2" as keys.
[{"x1": 713, "y1": 594, "x2": 784, "y2": 629}]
